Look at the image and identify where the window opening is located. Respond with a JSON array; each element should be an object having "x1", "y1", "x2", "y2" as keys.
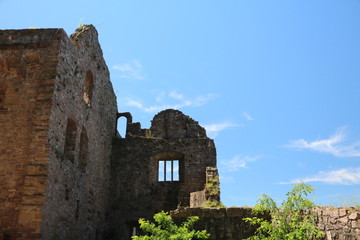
[
  {"x1": 75, "y1": 200, "x2": 80, "y2": 220},
  {"x1": 78, "y1": 127, "x2": 88, "y2": 172},
  {"x1": 117, "y1": 117, "x2": 127, "y2": 138},
  {"x1": 65, "y1": 189, "x2": 70, "y2": 201},
  {"x1": 83, "y1": 71, "x2": 94, "y2": 107},
  {"x1": 64, "y1": 118, "x2": 77, "y2": 163},
  {"x1": 0, "y1": 84, "x2": 7, "y2": 113},
  {"x1": 158, "y1": 160, "x2": 179, "y2": 182}
]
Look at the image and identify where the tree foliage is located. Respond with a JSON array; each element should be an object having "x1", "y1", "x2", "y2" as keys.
[
  {"x1": 244, "y1": 183, "x2": 324, "y2": 240},
  {"x1": 132, "y1": 211, "x2": 210, "y2": 240}
]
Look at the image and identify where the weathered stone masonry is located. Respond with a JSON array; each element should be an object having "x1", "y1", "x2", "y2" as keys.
[
  {"x1": 107, "y1": 109, "x2": 218, "y2": 239},
  {"x1": 171, "y1": 206, "x2": 360, "y2": 240},
  {"x1": 0, "y1": 26, "x2": 117, "y2": 240}
]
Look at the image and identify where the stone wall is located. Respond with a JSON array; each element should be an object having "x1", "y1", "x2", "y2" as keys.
[
  {"x1": 171, "y1": 207, "x2": 360, "y2": 240},
  {"x1": 107, "y1": 110, "x2": 217, "y2": 240},
  {"x1": 0, "y1": 28, "x2": 64, "y2": 240},
  {"x1": 171, "y1": 207, "x2": 264, "y2": 240},
  {"x1": 313, "y1": 206, "x2": 360, "y2": 240},
  {"x1": 42, "y1": 25, "x2": 117, "y2": 240},
  {"x1": 0, "y1": 26, "x2": 117, "y2": 240},
  {"x1": 190, "y1": 167, "x2": 220, "y2": 208}
]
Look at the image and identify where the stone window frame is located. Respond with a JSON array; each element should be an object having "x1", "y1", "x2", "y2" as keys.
[
  {"x1": 158, "y1": 160, "x2": 179, "y2": 182},
  {"x1": 116, "y1": 112, "x2": 133, "y2": 138},
  {"x1": 83, "y1": 70, "x2": 94, "y2": 107},
  {"x1": 151, "y1": 152, "x2": 184, "y2": 183}
]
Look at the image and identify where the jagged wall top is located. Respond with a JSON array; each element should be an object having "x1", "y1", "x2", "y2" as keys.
[
  {"x1": 149, "y1": 109, "x2": 207, "y2": 139},
  {"x1": 124, "y1": 109, "x2": 208, "y2": 139}
]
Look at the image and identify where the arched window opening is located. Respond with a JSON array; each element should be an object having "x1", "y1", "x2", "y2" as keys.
[
  {"x1": 117, "y1": 117, "x2": 127, "y2": 138},
  {"x1": 116, "y1": 112, "x2": 133, "y2": 138},
  {"x1": 83, "y1": 71, "x2": 94, "y2": 107},
  {"x1": 64, "y1": 118, "x2": 77, "y2": 163},
  {"x1": 78, "y1": 127, "x2": 88, "y2": 172}
]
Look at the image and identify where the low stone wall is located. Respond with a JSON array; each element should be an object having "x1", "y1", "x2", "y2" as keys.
[
  {"x1": 171, "y1": 207, "x2": 268, "y2": 240},
  {"x1": 312, "y1": 206, "x2": 360, "y2": 239},
  {"x1": 171, "y1": 207, "x2": 360, "y2": 240}
]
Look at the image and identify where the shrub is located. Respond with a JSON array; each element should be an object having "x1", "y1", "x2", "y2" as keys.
[
  {"x1": 243, "y1": 183, "x2": 324, "y2": 240},
  {"x1": 132, "y1": 211, "x2": 210, "y2": 240}
]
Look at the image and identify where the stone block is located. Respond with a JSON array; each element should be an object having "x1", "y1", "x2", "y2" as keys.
[
  {"x1": 339, "y1": 208, "x2": 347, "y2": 217},
  {"x1": 338, "y1": 216, "x2": 349, "y2": 226},
  {"x1": 349, "y1": 212, "x2": 360, "y2": 220}
]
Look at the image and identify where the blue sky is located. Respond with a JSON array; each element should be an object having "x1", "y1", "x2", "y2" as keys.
[{"x1": 1, "y1": 0, "x2": 360, "y2": 207}]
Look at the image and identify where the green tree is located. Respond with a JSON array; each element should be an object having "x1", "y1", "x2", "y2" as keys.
[
  {"x1": 132, "y1": 211, "x2": 210, "y2": 240},
  {"x1": 244, "y1": 183, "x2": 324, "y2": 240}
]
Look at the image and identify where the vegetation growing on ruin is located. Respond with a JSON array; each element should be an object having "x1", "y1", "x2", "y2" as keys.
[
  {"x1": 201, "y1": 200, "x2": 225, "y2": 208},
  {"x1": 243, "y1": 183, "x2": 324, "y2": 240},
  {"x1": 205, "y1": 175, "x2": 220, "y2": 195},
  {"x1": 72, "y1": 22, "x2": 91, "y2": 41},
  {"x1": 201, "y1": 172, "x2": 224, "y2": 208},
  {"x1": 132, "y1": 211, "x2": 210, "y2": 240}
]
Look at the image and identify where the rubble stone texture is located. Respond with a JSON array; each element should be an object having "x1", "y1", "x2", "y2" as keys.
[
  {"x1": 171, "y1": 206, "x2": 360, "y2": 240},
  {"x1": 107, "y1": 109, "x2": 217, "y2": 239}
]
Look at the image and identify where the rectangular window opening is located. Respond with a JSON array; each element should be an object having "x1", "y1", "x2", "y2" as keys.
[
  {"x1": 158, "y1": 160, "x2": 179, "y2": 182},
  {"x1": 158, "y1": 161, "x2": 164, "y2": 181}
]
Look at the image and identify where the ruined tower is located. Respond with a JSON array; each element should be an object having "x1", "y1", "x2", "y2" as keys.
[{"x1": 0, "y1": 26, "x2": 117, "y2": 239}]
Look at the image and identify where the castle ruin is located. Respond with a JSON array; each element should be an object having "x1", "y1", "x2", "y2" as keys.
[
  {"x1": 0, "y1": 25, "x2": 219, "y2": 240},
  {"x1": 0, "y1": 26, "x2": 359, "y2": 240}
]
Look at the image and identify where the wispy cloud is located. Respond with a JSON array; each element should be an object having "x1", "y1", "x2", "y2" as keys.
[
  {"x1": 221, "y1": 155, "x2": 262, "y2": 171},
  {"x1": 285, "y1": 127, "x2": 360, "y2": 157},
  {"x1": 204, "y1": 122, "x2": 239, "y2": 138},
  {"x1": 241, "y1": 112, "x2": 254, "y2": 121},
  {"x1": 281, "y1": 167, "x2": 360, "y2": 185},
  {"x1": 124, "y1": 91, "x2": 215, "y2": 113},
  {"x1": 169, "y1": 91, "x2": 184, "y2": 100},
  {"x1": 112, "y1": 60, "x2": 145, "y2": 80}
]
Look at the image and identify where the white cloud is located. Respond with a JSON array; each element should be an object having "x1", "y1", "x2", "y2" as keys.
[
  {"x1": 285, "y1": 127, "x2": 360, "y2": 157},
  {"x1": 221, "y1": 155, "x2": 261, "y2": 171},
  {"x1": 281, "y1": 167, "x2": 360, "y2": 185},
  {"x1": 169, "y1": 91, "x2": 184, "y2": 100},
  {"x1": 124, "y1": 92, "x2": 215, "y2": 113},
  {"x1": 113, "y1": 60, "x2": 145, "y2": 80},
  {"x1": 241, "y1": 112, "x2": 254, "y2": 121},
  {"x1": 126, "y1": 98, "x2": 144, "y2": 109},
  {"x1": 204, "y1": 122, "x2": 239, "y2": 138}
]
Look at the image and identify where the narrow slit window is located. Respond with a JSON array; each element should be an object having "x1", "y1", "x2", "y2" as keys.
[
  {"x1": 83, "y1": 71, "x2": 94, "y2": 107},
  {"x1": 158, "y1": 161, "x2": 164, "y2": 181},
  {"x1": 172, "y1": 160, "x2": 179, "y2": 181},
  {"x1": 0, "y1": 84, "x2": 7, "y2": 113},
  {"x1": 158, "y1": 160, "x2": 179, "y2": 182},
  {"x1": 78, "y1": 127, "x2": 88, "y2": 172},
  {"x1": 64, "y1": 118, "x2": 77, "y2": 163}
]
